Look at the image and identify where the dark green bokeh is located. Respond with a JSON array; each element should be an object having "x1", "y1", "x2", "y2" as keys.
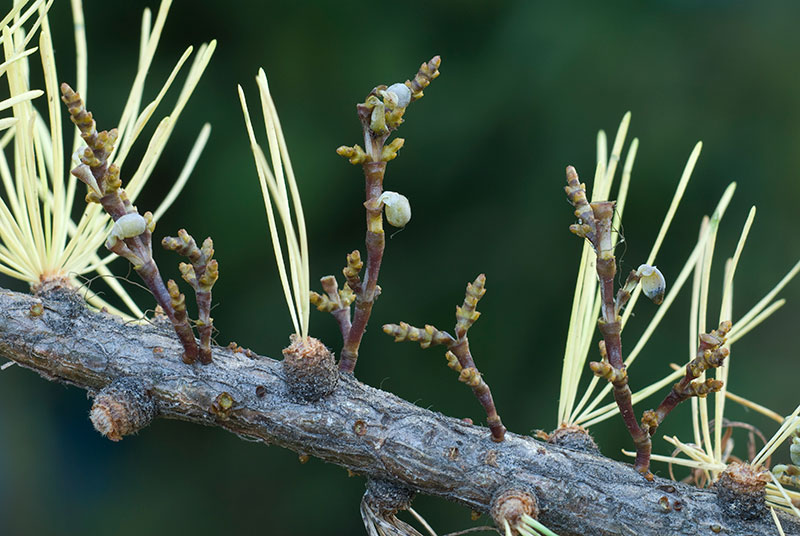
[{"x1": 2, "y1": 1, "x2": 800, "y2": 534}]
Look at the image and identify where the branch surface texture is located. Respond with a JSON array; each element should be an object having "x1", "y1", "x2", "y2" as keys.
[{"x1": 1, "y1": 287, "x2": 797, "y2": 536}]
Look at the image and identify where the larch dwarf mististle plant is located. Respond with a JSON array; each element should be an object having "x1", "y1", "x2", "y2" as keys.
[
  {"x1": 554, "y1": 113, "x2": 800, "y2": 528},
  {"x1": 2, "y1": 1, "x2": 800, "y2": 534},
  {"x1": 0, "y1": 0, "x2": 214, "y2": 321}
]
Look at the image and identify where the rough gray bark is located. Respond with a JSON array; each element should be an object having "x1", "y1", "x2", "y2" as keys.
[{"x1": 1, "y1": 286, "x2": 798, "y2": 536}]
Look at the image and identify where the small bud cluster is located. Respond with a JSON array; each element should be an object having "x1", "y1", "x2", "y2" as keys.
[{"x1": 162, "y1": 229, "x2": 220, "y2": 364}]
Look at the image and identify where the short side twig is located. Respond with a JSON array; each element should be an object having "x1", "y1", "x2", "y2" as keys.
[
  {"x1": 162, "y1": 229, "x2": 220, "y2": 364},
  {"x1": 642, "y1": 321, "x2": 731, "y2": 437},
  {"x1": 310, "y1": 274, "x2": 355, "y2": 341},
  {"x1": 384, "y1": 274, "x2": 506, "y2": 442}
]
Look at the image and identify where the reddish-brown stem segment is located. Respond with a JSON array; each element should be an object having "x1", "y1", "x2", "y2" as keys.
[
  {"x1": 340, "y1": 161, "x2": 387, "y2": 373},
  {"x1": 590, "y1": 201, "x2": 652, "y2": 476},
  {"x1": 565, "y1": 168, "x2": 652, "y2": 476},
  {"x1": 322, "y1": 277, "x2": 353, "y2": 342},
  {"x1": 448, "y1": 340, "x2": 506, "y2": 442},
  {"x1": 60, "y1": 83, "x2": 199, "y2": 364},
  {"x1": 382, "y1": 275, "x2": 506, "y2": 441},
  {"x1": 643, "y1": 322, "x2": 730, "y2": 438}
]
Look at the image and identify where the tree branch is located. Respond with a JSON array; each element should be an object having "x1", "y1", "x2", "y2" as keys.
[{"x1": 1, "y1": 286, "x2": 797, "y2": 536}]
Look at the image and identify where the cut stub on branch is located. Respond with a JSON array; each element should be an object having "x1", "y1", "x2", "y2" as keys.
[
  {"x1": 545, "y1": 423, "x2": 599, "y2": 453},
  {"x1": 90, "y1": 378, "x2": 157, "y2": 441},
  {"x1": 492, "y1": 488, "x2": 538, "y2": 533},
  {"x1": 282, "y1": 335, "x2": 338, "y2": 402},
  {"x1": 713, "y1": 462, "x2": 771, "y2": 521},
  {"x1": 383, "y1": 274, "x2": 506, "y2": 442}
]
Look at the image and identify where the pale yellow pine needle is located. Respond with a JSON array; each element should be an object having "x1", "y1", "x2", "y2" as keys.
[
  {"x1": 521, "y1": 514, "x2": 561, "y2": 536},
  {"x1": 710, "y1": 208, "x2": 754, "y2": 465},
  {"x1": 769, "y1": 474, "x2": 800, "y2": 519},
  {"x1": 620, "y1": 141, "x2": 702, "y2": 329},
  {"x1": 256, "y1": 68, "x2": 310, "y2": 339},
  {"x1": 753, "y1": 406, "x2": 800, "y2": 468},
  {"x1": 152, "y1": 122, "x2": 211, "y2": 222},
  {"x1": 688, "y1": 218, "x2": 707, "y2": 447},
  {"x1": 596, "y1": 130, "x2": 607, "y2": 181},
  {"x1": 0, "y1": 47, "x2": 37, "y2": 79},
  {"x1": 590, "y1": 160, "x2": 605, "y2": 203},
  {"x1": 112, "y1": 0, "x2": 171, "y2": 158},
  {"x1": 0, "y1": 0, "x2": 42, "y2": 31},
  {"x1": 254, "y1": 78, "x2": 304, "y2": 339},
  {"x1": 696, "y1": 202, "x2": 722, "y2": 462},
  {"x1": 407, "y1": 507, "x2": 437, "y2": 536},
  {"x1": 714, "y1": 260, "x2": 733, "y2": 467},
  {"x1": 125, "y1": 41, "x2": 216, "y2": 199},
  {"x1": 612, "y1": 137, "x2": 638, "y2": 245},
  {"x1": 728, "y1": 258, "x2": 800, "y2": 342},
  {"x1": 725, "y1": 390, "x2": 785, "y2": 424},
  {"x1": 239, "y1": 86, "x2": 300, "y2": 336},
  {"x1": 664, "y1": 434, "x2": 722, "y2": 468},
  {"x1": 622, "y1": 436, "x2": 725, "y2": 473},
  {"x1": 578, "y1": 367, "x2": 684, "y2": 428},
  {"x1": 602, "y1": 112, "x2": 631, "y2": 189},
  {"x1": 69, "y1": 0, "x2": 86, "y2": 97},
  {"x1": 0, "y1": 89, "x2": 41, "y2": 112},
  {"x1": 64, "y1": 0, "x2": 87, "y2": 228},
  {"x1": 771, "y1": 506, "x2": 786, "y2": 536},
  {"x1": 558, "y1": 242, "x2": 593, "y2": 424},
  {"x1": 112, "y1": 45, "x2": 194, "y2": 172},
  {"x1": 37, "y1": 12, "x2": 64, "y2": 269}
]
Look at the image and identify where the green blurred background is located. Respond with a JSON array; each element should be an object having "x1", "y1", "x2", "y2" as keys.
[{"x1": 2, "y1": 0, "x2": 800, "y2": 534}]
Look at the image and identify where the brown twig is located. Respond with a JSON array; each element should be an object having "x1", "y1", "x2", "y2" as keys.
[
  {"x1": 383, "y1": 274, "x2": 506, "y2": 442},
  {"x1": 60, "y1": 83, "x2": 199, "y2": 363},
  {"x1": 565, "y1": 165, "x2": 652, "y2": 476},
  {"x1": 335, "y1": 56, "x2": 441, "y2": 374},
  {"x1": 642, "y1": 321, "x2": 732, "y2": 439},
  {"x1": 162, "y1": 229, "x2": 220, "y2": 364}
]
